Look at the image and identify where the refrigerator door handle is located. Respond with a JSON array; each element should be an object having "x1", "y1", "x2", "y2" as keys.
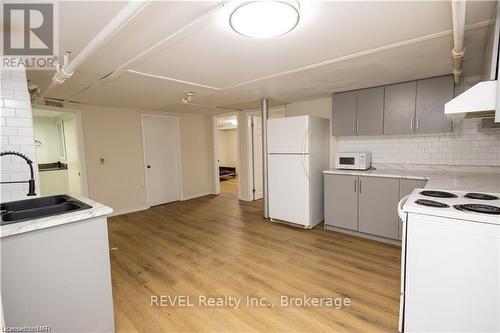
[{"x1": 301, "y1": 126, "x2": 310, "y2": 181}]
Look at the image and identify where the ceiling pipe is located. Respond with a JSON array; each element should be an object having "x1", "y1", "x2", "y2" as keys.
[
  {"x1": 451, "y1": 0, "x2": 466, "y2": 84},
  {"x1": 40, "y1": 0, "x2": 149, "y2": 98}
]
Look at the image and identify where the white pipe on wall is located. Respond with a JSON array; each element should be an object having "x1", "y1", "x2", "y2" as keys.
[
  {"x1": 261, "y1": 98, "x2": 269, "y2": 219},
  {"x1": 40, "y1": 1, "x2": 149, "y2": 97},
  {"x1": 451, "y1": 0, "x2": 466, "y2": 84}
]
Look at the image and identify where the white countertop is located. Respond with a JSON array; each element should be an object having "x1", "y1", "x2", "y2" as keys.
[
  {"x1": 323, "y1": 168, "x2": 500, "y2": 193},
  {"x1": 1, "y1": 196, "x2": 113, "y2": 238}
]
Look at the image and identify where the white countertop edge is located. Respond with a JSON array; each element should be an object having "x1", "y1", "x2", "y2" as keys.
[
  {"x1": 323, "y1": 168, "x2": 500, "y2": 194},
  {"x1": 323, "y1": 169, "x2": 429, "y2": 180},
  {"x1": 1, "y1": 196, "x2": 113, "y2": 238}
]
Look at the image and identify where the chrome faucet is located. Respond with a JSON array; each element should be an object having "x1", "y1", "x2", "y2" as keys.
[{"x1": 0, "y1": 151, "x2": 36, "y2": 196}]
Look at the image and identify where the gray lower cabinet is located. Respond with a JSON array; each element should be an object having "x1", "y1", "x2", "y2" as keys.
[
  {"x1": 332, "y1": 91, "x2": 357, "y2": 136},
  {"x1": 384, "y1": 81, "x2": 417, "y2": 135},
  {"x1": 398, "y1": 178, "x2": 428, "y2": 239},
  {"x1": 324, "y1": 174, "x2": 358, "y2": 230},
  {"x1": 358, "y1": 176, "x2": 400, "y2": 239},
  {"x1": 356, "y1": 87, "x2": 384, "y2": 135},
  {"x1": 325, "y1": 174, "x2": 428, "y2": 243},
  {"x1": 415, "y1": 75, "x2": 453, "y2": 134}
]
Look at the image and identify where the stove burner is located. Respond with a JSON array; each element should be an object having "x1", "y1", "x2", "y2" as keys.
[
  {"x1": 420, "y1": 190, "x2": 458, "y2": 198},
  {"x1": 454, "y1": 204, "x2": 500, "y2": 215},
  {"x1": 464, "y1": 193, "x2": 499, "y2": 201},
  {"x1": 415, "y1": 199, "x2": 450, "y2": 208}
]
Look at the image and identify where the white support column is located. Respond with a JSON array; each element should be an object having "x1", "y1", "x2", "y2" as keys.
[{"x1": 261, "y1": 98, "x2": 269, "y2": 218}]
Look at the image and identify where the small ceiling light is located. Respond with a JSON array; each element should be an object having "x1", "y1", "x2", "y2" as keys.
[
  {"x1": 182, "y1": 92, "x2": 196, "y2": 104},
  {"x1": 230, "y1": 1, "x2": 300, "y2": 38}
]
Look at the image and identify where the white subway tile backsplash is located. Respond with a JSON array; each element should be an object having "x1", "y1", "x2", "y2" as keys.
[
  {"x1": 1, "y1": 127, "x2": 18, "y2": 136},
  {"x1": 13, "y1": 90, "x2": 30, "y2": 100},
  {"x1": 0, "y1": 107, "x2": 16, "y2": 117},
  {"x1": 17, "y1": 127, "x2": 33, "y2": 136},
  {"x1": 1, "y1": 79, "x2": 27, "y2": 90},
  {"x1": 3, "y1": 98, "x2": 31, "y2": 109},
  {"x1": 1, "y1": 68, "x2": 39, "y2": 202},
  {"x1": 15, "y1": 108, "x2": 32, "y2": 118},
  {"x1": 9, "y1": 135, "x2": 34, "y2": 145},
  {"x1": 1, "y1": 89, "x2": 13, "y2": 98},
  {"x1": 6, "y1": 117, "x2": 32, "y2": 128},
  {"x1": 337, "y1": 118, "x2": 500, "y2": 167}
]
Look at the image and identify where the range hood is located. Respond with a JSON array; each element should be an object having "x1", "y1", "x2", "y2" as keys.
[
  {"x1": 444, "y1": 80, "x2": 497, "y2": 120},
  {"x1": 445, "y1": 1, "x2": 500, "y2": 122}
]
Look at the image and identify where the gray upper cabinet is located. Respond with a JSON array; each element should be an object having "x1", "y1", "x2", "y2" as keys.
[
  {"x1": 332, "y1": 76, "x2": 455, "y2": 136},
  {"x1": 384, "y1": 81, "x2": 417, "y2": 135},
  {"x1": 356, "y1": 87, "x2": 384, "y2": 135},
  {"x1": 358, "y1": 176, "x2": 400, "y2": 239},
  {"x1": 415, "y1": 75, "x2": 454, "y2": 134},
  {"x1": 332, "y1": 91, "x2": 356, "y2": 136},
  {"x1": 324, "y1": 174, "x2": 358, "y2": 231}
]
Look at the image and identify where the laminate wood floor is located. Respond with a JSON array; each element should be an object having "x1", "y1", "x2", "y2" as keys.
[{"x1": 108, "y1": 179, "x2": 401, "y2": 332}]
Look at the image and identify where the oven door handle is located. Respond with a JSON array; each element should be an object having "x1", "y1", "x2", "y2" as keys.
[{"x1": 398, "y1": 195, "x2": 410, "y2": 220}]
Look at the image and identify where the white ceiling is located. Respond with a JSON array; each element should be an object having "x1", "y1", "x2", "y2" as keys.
[{"x1": 27, "y1": 0, "x2": 498, "y2": 114}]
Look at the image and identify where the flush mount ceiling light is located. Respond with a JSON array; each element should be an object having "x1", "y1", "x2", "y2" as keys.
[{"x1": 230, "y1": 1, "x2": 300, "y2": 38}]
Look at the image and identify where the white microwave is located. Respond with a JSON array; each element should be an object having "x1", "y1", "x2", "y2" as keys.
[{"x1": 335, "y1": 152, "x2": 371, "y2": 170}]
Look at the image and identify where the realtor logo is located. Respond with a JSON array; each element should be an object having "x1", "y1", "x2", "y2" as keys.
[
  {"x1": 3, "y1": 3, "x2": 54, "y2": 55},
  {"x1": 2, "y1": 2, "x2": 58, "y2": 69}
]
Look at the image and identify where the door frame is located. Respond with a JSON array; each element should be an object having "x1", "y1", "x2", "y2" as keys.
[
  {"x1": 212, "y1": 112, "x2": 240, "y2": 197},
  {"x1": 31, "y1": 104, "x2": 89, "y2": 197},
  {"x1": 141, "y1": 113, "x2": 183, "y2": 207},
  {"x1": 246, "y1": 111, "x2": 260, "y2": 201}
]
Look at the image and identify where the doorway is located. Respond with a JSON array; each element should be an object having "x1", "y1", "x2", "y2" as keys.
[
  {"x1": 213, "y1": 114, "x2": 239, "y2": 197},
  {"x1": 33, "y1": 107, "x2": 87, "y2": 197},
  {"x1": 141, "y1": 114, "x2": 182, "y2": 207}
]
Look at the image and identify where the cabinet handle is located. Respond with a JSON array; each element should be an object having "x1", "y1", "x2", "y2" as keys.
[
  {"x1": 416, "y1": 116, "x2": 420, "y2": 130},
  {"x1": 354, "y1": 179, "x2": 357, "y2": 192},
  {"x1": 356, "y1": 121, "x2": 360, "y2": 134},
  {"x1": 359, "y1": 180, "x2": 362, "y2": 194},
  {"x1": 352, "y1": 121, "x2": 356, "y2": 133},
  {"x1": 410, "y1": 116, "x2": 414, "y2": 130}
]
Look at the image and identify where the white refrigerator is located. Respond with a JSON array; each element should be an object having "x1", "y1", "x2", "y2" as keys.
[{"x1": 267, "y1": 115, "x2": 330, "y2": 228}]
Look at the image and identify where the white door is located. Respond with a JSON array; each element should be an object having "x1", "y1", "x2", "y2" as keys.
[
  {"x1": 142, "y1": 115, "x2": 181, "y2": 206},
  {"x1": 251, "y1": 116, "x2": 263, "y2": 200},
  {"x1": 268, "y1": 154, "x2": 310, "y2": 226},
  {"x1": 268, "y1": 116, "x2": 309, "y2": 154}
]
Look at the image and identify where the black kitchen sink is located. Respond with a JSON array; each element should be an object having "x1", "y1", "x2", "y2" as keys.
[{"x1": 1, "y1": 195, "x2": 92, "y2": 225}]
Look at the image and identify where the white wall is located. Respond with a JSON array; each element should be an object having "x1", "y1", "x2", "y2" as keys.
[
  {"x1": 0, "y1": 68, "x2": 39, "y2": 202},
  {"x1": 78, "y1": 104, "x2": 213, "y2": 214},
  {"x1": 33, "y1": 117, "x2": 61, "y2": 163},
  {"x1": 283, "y1": 95, "x2": 500, "y2": 168},
  {"x1": 217, "y1": 129, "x2": 238, "y2": 168}
]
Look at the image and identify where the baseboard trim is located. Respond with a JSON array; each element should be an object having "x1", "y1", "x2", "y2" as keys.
[
  {"x1": 181, "y1": 192, "x2": 213, "y2": 201},
  {"x1": 324, "y1": 225, "x2": 401, "y2": 246},
  {"x1": 109, "y1": 205, "x2": 149, "y2": 217}
]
